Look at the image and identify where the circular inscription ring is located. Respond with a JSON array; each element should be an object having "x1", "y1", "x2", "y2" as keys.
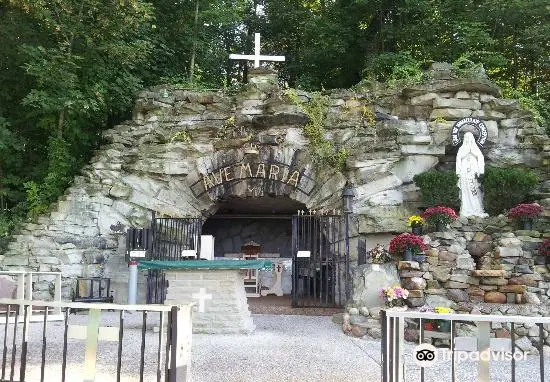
[{"x1": 451, "y1": 117, "x2": 488, "y2": 147}]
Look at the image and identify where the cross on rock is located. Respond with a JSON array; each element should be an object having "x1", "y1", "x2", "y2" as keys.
[
  {"x1": 192, "y1": 288, "x2": 212, "y2": 313},
  {"x1": 229, "y1": 33, "x2": 285, "y2": 68}
]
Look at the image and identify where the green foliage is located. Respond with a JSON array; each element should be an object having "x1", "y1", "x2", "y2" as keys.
[
  {"x1": 483, "y1": 166, "x2": 539, "y2": 215},
  {"x1": 363, "y1": 52, "x2": 426, "y2": 88},
  {"x1": 451, "y1": 54, "x2": 485, "y2": 79},
  {"x1": 170, "y1": 130, "x2": 191, "y2": 144},
  {"x1": 413, "y1": 170, "x2": 460, "y2": 210},
  {"x1": 286, "y1": 90, "x2": 348, "y2": 171},
  {"x1": 24, "y1": 138, "x2": 74, "y2": 219}
]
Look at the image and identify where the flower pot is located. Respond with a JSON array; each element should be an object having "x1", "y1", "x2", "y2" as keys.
[
  {"x1": 412, "y1": 254, "x2": 426, "y2": 263},
  {"x1": 435, "y1": 222, "x2": 446, "y2": 232},
  {"x1": 403, "y1": 248, "x2": 413, "y2": 261},
  {"x1": 520, "y1": 219, "x2": 533, "y2": 230},
  {"x1": 411, "y1": 225, "x2": 423, "y2": 235}
]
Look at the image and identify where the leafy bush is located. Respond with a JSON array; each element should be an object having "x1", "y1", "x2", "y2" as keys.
[
  {"x1": 24, "y1": 137, "x2": 74, "y2": 218},
  {"x1": 483, "y1": 166, "x2": 539, "y2": 215},
  {"x1": 413, "y1": 170, "x2": 460, "y2": 210},
  {"x1": 363, "y1": 52, "x2": 426, "y2": 89}
]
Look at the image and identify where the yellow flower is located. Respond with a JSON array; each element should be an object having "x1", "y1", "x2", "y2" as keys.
[
  {"x1": 434, "y1": 306, "x2": 453, "y2": 314},
  {"x1": 407, "y1": 215, "x2": 425, "y2": 227}
]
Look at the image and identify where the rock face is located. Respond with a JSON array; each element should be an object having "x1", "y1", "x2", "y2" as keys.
[
  {"x1": 351, "y1": 263, "x2": 400, "y2": 308},
  {"x1": 1, "y1": 67, "x2": 549, "y2": 302}
]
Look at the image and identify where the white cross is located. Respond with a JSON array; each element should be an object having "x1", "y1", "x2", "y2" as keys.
[
  {"x1": 229, "y1": 33, "x2": 285, "y2": 68},
  {"x1": 192, "y1": 287, "x2": 212, "y2": 313}
]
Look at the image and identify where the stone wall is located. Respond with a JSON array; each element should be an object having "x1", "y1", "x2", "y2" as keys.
[
  {"x1": 397, "y1": 217, "x2": 550, "y2": 308},
  {"x1": 0, "y1": 65, "x2": 549, "y2": 302}
]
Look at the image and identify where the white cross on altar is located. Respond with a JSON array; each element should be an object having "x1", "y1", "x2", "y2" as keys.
[
  {"x1": 229, "y1": 33, "x2": 285, "y2": 68},
  {"x1": 192, "y1": 288, "x2": 212, "y2": 312}
]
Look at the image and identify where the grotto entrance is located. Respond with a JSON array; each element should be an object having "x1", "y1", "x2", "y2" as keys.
[
  {"x1": 201, "y1": 196, "x2": 302, "y2": 310},
  {"x1": 201, "y1": 195, "x2": 349, "y2": 313}
]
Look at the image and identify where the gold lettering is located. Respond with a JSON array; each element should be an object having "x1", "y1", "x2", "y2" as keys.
[
  {"x1": 218, "y1": 169, "x2": 224, "y2": 184},
  {"x1": 224, "y1": 166, "x2": 233, "y2": 182},
  {"x1": 255, "y1": 163, "x2": 266, "y2": 178},
  {"x1": 280, "y1": 167, "x2": 289, "y2": 182},
  {"x1": 269, "y1": 165, "x2": 280, "y2": 180},
  {"x1": 287, "y1": 171, "x2": 300, "y2": 188},
  {"x1": 202, "y1": 174, "x2": 216, "y2": 190},
  {"x1": 239, "y1": 163, "x2": 252, "y2": 179},
  {"x1": 211, "y1": 170, "x2": 222, "y2": 185}
]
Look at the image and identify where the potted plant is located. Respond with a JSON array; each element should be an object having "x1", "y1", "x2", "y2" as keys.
[
  {"x1": 408, "y1": 215, "x2": 425, "y2": 235},
  {"x1": 538, "y1": 239, "x2": 550, "y2": 265},
  {"x1": 423, "y1": 206, "x2": 458, "y2": 232},
  {"x1": 380, "y1": 285, "x2": 409, "y2": 309},
  {"x1": 389, "y1": 233, "x2": 427, "y2": 262},
  {"x1": 507, "y1": 203, "x2": 544, "y2": 230},
  {"x1": 368, "y1": 244, "x2": 391, "y2": 264}
]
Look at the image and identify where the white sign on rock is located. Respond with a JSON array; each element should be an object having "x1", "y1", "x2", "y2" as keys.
[{"x1": 229, "y1": 33, "x2": 285, "y2": 68}]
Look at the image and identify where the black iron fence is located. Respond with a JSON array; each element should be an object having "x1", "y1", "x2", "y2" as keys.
[
  {"x1": 140, "y1": 215, "x2": 203, "y2": 304},
  {"x1": 381, "y1": 309, "x2": 549, "y2": 382},
  {"x1": 291, "y1": 214, "x2": 350, "y2": 308},
  {"x1": 0, "y1": 299, "x2": 193, "y2": 382}
]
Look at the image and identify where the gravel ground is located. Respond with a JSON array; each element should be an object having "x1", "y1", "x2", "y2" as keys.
[
  {"x1": 192, "y1": 314, "x2": 380, "y2": 382},
  {"x1": 1, "y1": 313, "x2": 549, "y2": 382}
]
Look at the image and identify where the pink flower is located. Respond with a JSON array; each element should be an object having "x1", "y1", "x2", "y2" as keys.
[
  {"x1": 507, "y1": 203, "x2": 544, "y2": 219},
  {"x1": 423, "y1": 206, "x2": 458, "y2": 225}
]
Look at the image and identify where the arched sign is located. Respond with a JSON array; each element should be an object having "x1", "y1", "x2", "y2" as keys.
[{"x1": 451, "y1": 117, "x2": 488, "y2": 147}]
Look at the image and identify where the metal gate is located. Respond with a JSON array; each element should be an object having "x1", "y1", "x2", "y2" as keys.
[
  {"x1": 291, "y1": 213, "x2": 350, "y2": 308},
  {"x1": 146, "y1": 215, "x2": 203, "y2": 304}
]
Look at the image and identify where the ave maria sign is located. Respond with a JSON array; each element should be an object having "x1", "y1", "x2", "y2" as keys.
[{"x1": 190, "y1": 161, "x2": 314, "y2": 198}]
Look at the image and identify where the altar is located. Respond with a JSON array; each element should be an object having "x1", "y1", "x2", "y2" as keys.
[
  {"x1": 220, "y1": 254, "x2": 292, "y2": 296},
  {"x1": 138, "y1": 260, "x2": 272, "y2": 334}
]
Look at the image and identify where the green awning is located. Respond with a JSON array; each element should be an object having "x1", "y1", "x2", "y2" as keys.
[{"x1": 137, "y1": 259, "x2": 273, "y2": 270}]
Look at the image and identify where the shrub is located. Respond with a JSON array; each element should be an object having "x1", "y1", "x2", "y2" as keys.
[
  {"x1": 413, "y1": 170, "x2": 460, "y2": 210},
  {"x1": 483, "y1": 166, "x2": 539, "y2": 215}
]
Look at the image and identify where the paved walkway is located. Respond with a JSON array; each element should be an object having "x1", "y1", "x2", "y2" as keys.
[{"x1": 192, "y1": 314, "x2": 381, "y2": 382}]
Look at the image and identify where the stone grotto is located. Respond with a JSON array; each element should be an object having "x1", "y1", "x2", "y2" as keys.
[{"x1": 1, "y1": 64, "x2": 550, "y2": 339}]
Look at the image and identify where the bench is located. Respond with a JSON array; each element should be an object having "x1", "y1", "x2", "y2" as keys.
[{"x1": 72, "y1": 277, "x2": 114, "y2": 304}]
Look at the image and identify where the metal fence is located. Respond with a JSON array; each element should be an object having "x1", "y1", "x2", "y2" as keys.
[
  {"x1": 382, "y1": 309, "x2": 549, "y2": 382},
  {"x1": 0, "y1": 299, "x2": 193, "y2": 382},
  {"x1": 146, "y1": 216, "x2": 203, "y2": 304},
  {"x1": 291, "y1": 214, "x2": 350, "y2": 308}
]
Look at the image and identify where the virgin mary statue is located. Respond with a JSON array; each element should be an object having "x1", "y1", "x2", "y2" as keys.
[{"x1": 456, "y1": 132, "x2": 488, "y2": 217}]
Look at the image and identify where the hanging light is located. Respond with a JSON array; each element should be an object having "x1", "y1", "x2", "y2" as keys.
[{"x1": 342, "y1": 185, "x2": 355, "y2": 214}]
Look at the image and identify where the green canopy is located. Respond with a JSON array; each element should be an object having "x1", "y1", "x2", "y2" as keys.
[{"x1": 137, "y1": 259, "x2": 273, "y2": 270}]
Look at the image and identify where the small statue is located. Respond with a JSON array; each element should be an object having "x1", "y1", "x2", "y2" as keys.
[{"x1": 456, "y1": 132, "x2": 488, "y2": 217}]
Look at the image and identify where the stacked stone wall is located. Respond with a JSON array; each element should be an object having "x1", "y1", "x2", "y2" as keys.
[{"x1": 398, "y1": 217, "x2": 550, "y2": 308}]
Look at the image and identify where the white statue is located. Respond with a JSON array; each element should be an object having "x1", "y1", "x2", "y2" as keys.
[{"x1": 456, "y1": 132, "x2": 487, "y2": 217}]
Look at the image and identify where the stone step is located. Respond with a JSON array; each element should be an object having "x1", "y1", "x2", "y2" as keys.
[{"x1": 471, "y1": 270, "x2": 506, "y2": 277}]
